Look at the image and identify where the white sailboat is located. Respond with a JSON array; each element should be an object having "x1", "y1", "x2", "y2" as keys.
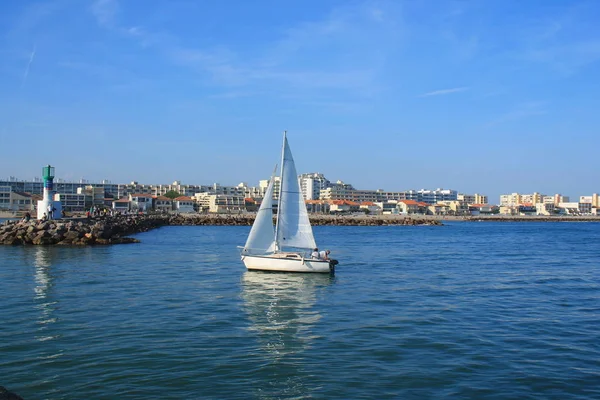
[{"x1": 240, "y1": 131, "x2": 337, "y2": 273}]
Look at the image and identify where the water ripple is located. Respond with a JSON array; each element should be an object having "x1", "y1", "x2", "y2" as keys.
[{"x1": 1, "y1": 223, "x2": 599, "y2": 399}]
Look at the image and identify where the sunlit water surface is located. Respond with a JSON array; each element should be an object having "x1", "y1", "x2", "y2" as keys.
[{"x1": 1, "y1": 222, "x2": 599, "y2": 399}]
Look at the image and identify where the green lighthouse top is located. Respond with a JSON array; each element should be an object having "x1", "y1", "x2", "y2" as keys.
[{"x1": 42, "y1": 165, "x2": 55, "y2": 180}]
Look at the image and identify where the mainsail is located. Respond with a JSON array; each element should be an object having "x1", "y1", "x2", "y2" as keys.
[
  {"x1": 243, "y1": 170, "x2": 276, "y2": 255},
  {"x1": 275, "y1": 134, "x2": 317, "y2": 251}
]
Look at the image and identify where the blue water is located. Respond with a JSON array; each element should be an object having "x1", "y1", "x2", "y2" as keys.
[{"x1": 1, "y1": 222, "x2": 599, "y2": 399}]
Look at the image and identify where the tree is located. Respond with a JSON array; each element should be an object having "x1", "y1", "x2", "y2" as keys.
[{"x1": 164, "y1": 191, "x2": 181, "y2": 199}]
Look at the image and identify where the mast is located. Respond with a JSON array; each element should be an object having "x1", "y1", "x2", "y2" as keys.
[{"x1": 273, "y1": 130, "x2": 287, "y2": 252}]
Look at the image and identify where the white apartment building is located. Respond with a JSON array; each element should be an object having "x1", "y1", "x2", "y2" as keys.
[
  {"x1": 416, "y1": 189, "x2": 458, "y2": 204},
  {"x1": 299, "y1": 173, "x2": 331, "y2": 200}
]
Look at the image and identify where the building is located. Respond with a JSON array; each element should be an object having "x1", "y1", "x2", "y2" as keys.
[
  {"x1": 129, "y1": 193, "x2": 153, "y2": 212},
  {"x1": 416, "y1": 189, "x2": 458, "y2": 204},
  {"x1": 174, "y1": 196, "x2": 195, "y2": 213},
  {"x1": 458, "y1": 193, "x2": 488, "y2": 205},
  {"x1": 438, "y1": 200, "x2": 470, "y2": 215},
  {"x1": 153, "y1": 196, "x2": 173, "y2": 213},
  {"x1": 77, "y1": 185, "x2": 105, "y2": 208},
  {"x1": 299, "y1": 173, "x2": 331, "y2": 200},
  {"x1": 0, "y1": 186, "x2": 10, "y2": 210},
  {"x1": 305, "y1": 200, "x2": 330, "y2": 214},
  {"x1": 428, "y1": 203, "x2": 450, "y2": 215},
  {"x1": 112, "y1": 197, "x2": 130, "y2": 212},
  {"x1": 329, "y1": 200, "x2": 360, "y2": 213},
  {"x1": 193, "y1": 193, "x2": 244, "y2": 213},
  {"x1": 9, "y1": 192, "x2": 35, "y2": 211},
  {"x1": 580, "y1": 194, "x2": 599, "y2": 207},
  {"x1": 536, "y1": 202, "x2": 555, "y2": 215},
  {"x1": 500, "y1": 192, "x2": 568, "y2": 207},
  {"x1": 469, "y1": 204, "x2": 499, "y2": 215},
  {"x1": 397, "y1": 200, "x2": 426, "y2": 214},
  {"x1": 56, "y1": 193, "x2": 86, "y2": 212}
]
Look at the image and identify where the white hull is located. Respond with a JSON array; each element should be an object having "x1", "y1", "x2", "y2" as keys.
[{"x1": 242, "y1": 254, "x2": 332, "y2": 273}]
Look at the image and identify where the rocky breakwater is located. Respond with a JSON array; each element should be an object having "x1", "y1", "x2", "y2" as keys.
[
  {"x1": 167, "y1": 214, "x2": 443, "y2": 226},
  {"x1": 0, "y1": 214, "x2": 171, "y2": 246},
  {"x1": 0, "y1": 214, "x2": 442, "y2": 246}
]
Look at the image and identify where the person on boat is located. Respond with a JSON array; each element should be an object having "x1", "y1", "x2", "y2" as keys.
[
  {"x1": 319, "y1": 249, "x2": 330, "y2": 260},
  {"x1": 311, "y1": 248, "x2": 320, "y2": 259}
]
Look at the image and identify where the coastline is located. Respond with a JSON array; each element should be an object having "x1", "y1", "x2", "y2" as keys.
[
  {"x1": 3, "y1": 211, "x2": 600, "y2": 222},
  {"x1": 3, "y1": 213, "x2": 600, "y2": 246}
]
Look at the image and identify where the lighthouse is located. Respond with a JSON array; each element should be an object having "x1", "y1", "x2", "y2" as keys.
[{"x1": 37, "y1": 165, "x2": 62, "y2": 220}]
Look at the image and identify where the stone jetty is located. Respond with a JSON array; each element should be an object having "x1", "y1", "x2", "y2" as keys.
[{"x1": 0, "y1": 214, "x2": 441, "y2": 246}]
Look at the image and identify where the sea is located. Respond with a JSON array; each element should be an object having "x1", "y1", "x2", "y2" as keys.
[{"x1": 1, "y1": 221, "x2": 599, "y2": 399}]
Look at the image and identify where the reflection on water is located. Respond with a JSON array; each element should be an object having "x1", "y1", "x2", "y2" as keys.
[
  {"x1": 32, "y1": 247, "x2": 60, "y2": 343},
  {"x1": 241, "y1": 272, "x2": 334, "y2": 398}
]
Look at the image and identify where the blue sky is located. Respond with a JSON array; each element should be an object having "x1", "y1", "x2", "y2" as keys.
[{"x1": 1, "y1": 0, "x2": 599, "y2": 202}]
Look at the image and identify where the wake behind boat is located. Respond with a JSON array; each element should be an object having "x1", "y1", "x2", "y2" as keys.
[{"x1": 240, "y1": 132, "x2": 338, "y2": 273}]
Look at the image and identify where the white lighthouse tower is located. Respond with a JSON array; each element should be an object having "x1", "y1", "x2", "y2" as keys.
[{"x1": 37, "y1": 165, "x2": 63, "y2": 220}]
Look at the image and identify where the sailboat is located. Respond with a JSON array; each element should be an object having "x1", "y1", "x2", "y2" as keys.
[{"x1": 240, "y1": 131, "x2": 338, "y2": 273}]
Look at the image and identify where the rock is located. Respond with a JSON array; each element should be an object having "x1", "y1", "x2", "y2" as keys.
[{"x1": 0, "y1": 385, "x2": 25, "y2": 400}]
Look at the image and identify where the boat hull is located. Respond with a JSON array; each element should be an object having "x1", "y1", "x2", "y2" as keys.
[{"x1": 241, "y1": 254, "x2": 333, "y2": 273}]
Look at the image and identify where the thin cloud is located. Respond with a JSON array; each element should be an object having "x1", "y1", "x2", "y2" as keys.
[
  {"x1": 21, "y1": 44, "x2": 36, "y2": 87},
  {"x1": 91, "y1": 0, "x2": 118, "y2": 27},
  {"x1": 419, "y1": 87, "x2": 469, "y2": 97},
  {"x1": 485, "y1": 101, "x2": 548, "y2": 127},
  {"x1": 92, "y1": 0, "x2": 401, "y2": 95}
]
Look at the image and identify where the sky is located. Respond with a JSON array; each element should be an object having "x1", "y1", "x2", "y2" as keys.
[{"x1": 1, "y1": 0, "x2": 599, "y2": 202}]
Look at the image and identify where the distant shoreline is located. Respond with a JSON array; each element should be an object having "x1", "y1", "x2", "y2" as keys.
[{"x1": 2, "y1": 211, "x2": 600, "y2": 223}]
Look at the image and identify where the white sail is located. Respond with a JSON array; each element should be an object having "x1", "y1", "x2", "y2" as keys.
[
  {"x1": 275, "y1": 134, "x2": 317, "y2": 251},
  {"x1": 243, "y1": 172, "x2": 276, "y2": 255}
]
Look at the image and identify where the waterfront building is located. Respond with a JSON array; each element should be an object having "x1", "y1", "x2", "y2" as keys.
[
  {"x1": 0, "y1": 186, "x2": 10, "y2": 210},
  {"x1": 305, "y1": 200, "x2": 330, "y2": 214},
  {"x1": 536, "y1": 202, "x2": 556, "y2": 215},
  {"x1": 558, "y1": 202, "x2": 581, "y2": 215},
  {"x1": 7, "y1": 191, "x2": 35, "y2": 212},
  {"x1": 360, "y1": 201, "x2": 380, "y2": 214},
  {"x1": 417, "y1": 188, "x2": 458, "y2": 204},
  {"x1": 579, "y1": 194, "x2": 599, "y2": 207},
  {"x1": 193, "y1": 193, "x2": 245, "y2": 213},
  {"x1": 77, "y1": 186, "x2": 105, "y2": 208},
  {"x1": 319, "y1": 187, "x2": 407, "y2": 203},
  {"x1": 56, "y1": 193, "x2": 86, "y2": 212},
  {"x1": 174, "y1": 196, "x2": 195, "y2": 213},
  {"x1": 458, "y1": 193, "x2": 488, "y2": 205},
  {"x1": 153, "y1": 196, "x2": 173, "y2": 213},
  {"x1": 329, "y1": 200, "x2": 360, "y2": 213},
  {"x1": 112, "y1": 198, "x2": 130, "y2": 213},
  {"x1": 129, "y1": 193, "x2": 153, "y2": 212},
  {"x1": 397, "y1": 200, "x2": 426, "y2": 214},
  {"x1": 500, "y1": 193, "x2": 522, "y2": 206},
  {"x1": 469, "y1": 204, "x2": 499, "y2": 215},
  {"x1": 438, "y1": 200, "x2": 470, "y2": 215},
  {"x1": 578, "y1": 202, "x2": 592, "y2": 214},
  {"x1": 374, "y1": 201, "x2": 399, "y2": 214},
  {"x1": 258, "y1": 177, "x2": 280, "y2": 200},
  {"x1": 299, "y1": 173, "x2": 331, "y2": 200},
  {"x1": 428, "y1": 203, "x2": 450, "y2": 215}
]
